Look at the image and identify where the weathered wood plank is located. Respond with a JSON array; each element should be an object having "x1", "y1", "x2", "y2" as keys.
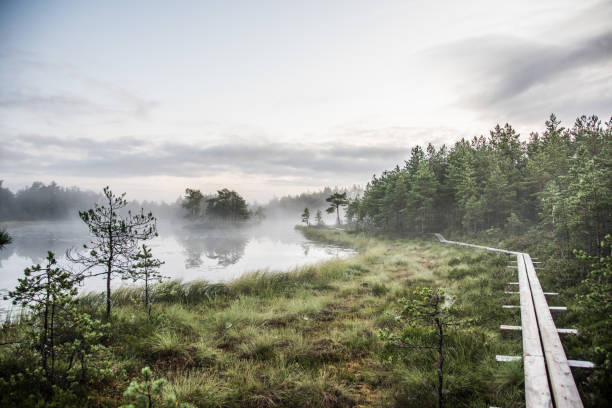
[
  {"x1": 524, "y1": 254, "x2": 583, "y2": 408},
  {"x1": 568, "y1": 360, "x2": 595, "y2": 369},
  {"x1": 434, "y1": 235, "x2": 580, "y2": 407},
  {"x1": 556, "y1": 328, "x2": 578, "y2": 335},
  {"x1": 496, "y1": 355, "x2": 522, "y2": 362},
  {"x1": 500, "y1": 325, "x2": 577, "y2": 335},
  {"x1": 517, "y1": 255, "x2": 553, "y2": 408},
  {"x1": 502, "y1": 305, "x2": 567, "y2": 312}
]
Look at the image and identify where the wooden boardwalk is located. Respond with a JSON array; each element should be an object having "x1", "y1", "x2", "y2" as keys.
[{"x1": 434, "y1": 234, "x2": 584, "y2": 408}]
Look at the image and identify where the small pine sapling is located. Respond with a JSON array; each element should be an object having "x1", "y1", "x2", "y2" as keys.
[
  {"x1": 6, "y1": 252, "x2": 80, "y2": 394},
  {"x1": 379, "y1": 287, "x2": 456, "y2": 408},
  {"x1": 120, "y1": 366, "x2": 194, "y2": 408},
  {"x1": 127, "y1": 245, "x2": 166, "y2": 318}
]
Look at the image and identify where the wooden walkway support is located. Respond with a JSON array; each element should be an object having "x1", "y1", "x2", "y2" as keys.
[{"x1": 434, "y1": 234, "x2": 584, "y2": 408}]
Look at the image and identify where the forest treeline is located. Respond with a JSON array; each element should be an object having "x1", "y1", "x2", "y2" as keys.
[
  {"x1": 0, "y1": 180, "x2": 358, "y2": 225},
  {"x1": 0, "y1": 181, "x2": 100, "y2": 221},
  {"x1": 267, "y1": 185, "x2": 361, "y2": 219},
  {"x1": 0, "y1": 181, "x2": 181, "y2": 222},
  {"x1": 344, "y1": 113, "x2": 612, "y2": 402},
  {"x1": 348, "y1": 114, "x2": 611, "y2": 257}
]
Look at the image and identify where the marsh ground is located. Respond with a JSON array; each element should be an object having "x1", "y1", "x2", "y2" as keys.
[{"x1": 2, "y1": 228, "x2": 527, "y2": 407}]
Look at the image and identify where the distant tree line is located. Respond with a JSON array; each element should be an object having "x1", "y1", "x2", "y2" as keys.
[
  {"x1": 267, "y1": 186, "x2": 362, "y2": 218},
  {"x1": 349, "y1": 114, "x2": 611, "y2": 257},
  {"x1": 0, "y1": 181, "x2": 182, "y2": 222},
  {"x1": 301, "y1": 191, "x2": 351, "y2": 227},
  {"x1": 0, "y1": 181, "x2": 100, "y2": 221},
  {"x1": 181, "y1": 187, "x2": 262, "y2": 224}
]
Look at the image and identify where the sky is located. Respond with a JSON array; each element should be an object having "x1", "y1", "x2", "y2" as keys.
[{"x1": 1, "y1": 0, "x2": 611, "y2": 202}]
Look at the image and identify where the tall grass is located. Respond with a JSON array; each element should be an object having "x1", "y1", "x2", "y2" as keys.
[{"x1": 1, "y1": 230, "x2": 529, "y2": 407}]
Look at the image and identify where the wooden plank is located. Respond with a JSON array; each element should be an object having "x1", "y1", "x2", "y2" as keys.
[
  {"x1": 557, "y1": 328, "x2": 578, "y2": 335},
  {"x1": 523, "y1": 254, "x2": 582, "y2": 408},
  {"x1": 434, "y1": 235, "x2": 579, "y2": 407},
  {"x1": 543, "y1": 292, "x2": 559, "y2": 296},
  {"x1": 433, "y1": 234, "x2": 519, "y2": 255},
  {"x1": 502, "y1": 305, "x2": 567, "y2": 312},
  {"x1": 503, "y1": 326, "x2": 579, "y2": 335},
  {"x1": 517, "y1": 254, "x2": 553, "y2": 408},
  {"x1": 496, "y1": 355, "x2": 522, "y2": 362},
  {"x1": 568, "y1": 360, "x2": 595, "y2": 369}
]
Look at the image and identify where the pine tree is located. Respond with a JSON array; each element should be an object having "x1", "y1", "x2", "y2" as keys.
[
  {"x1": 6, "y1": 252, "x2": 80, "y2": 392},
  {"x1": 325, "y1": 192, "x2": 349, "y2": 226},
  {"x1": 69, "y1": 187, "x2": 157, "y2": 318},
  {"x1": 128, "y1": 245, "x2": 165, "y2": 318},
  {"x1": 301, "y1": 207, "x2": 310, "y2": 226},
  {"x1": 409, "y1": 163, "x2": 439, "y2": 232},
  {"x1": 182, "y1": 188, "x2": 204, "y2": 219},
  {"x1": 206, "y1": 189, "x2": 250, "y2": 223},
  {"x1": 315, "y1": 209, "x2": 324, "y2": 226}
]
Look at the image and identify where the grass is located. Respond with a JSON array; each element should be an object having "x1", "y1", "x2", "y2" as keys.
[{"x1": 0, "y1": 228, "x2": 527, "y2": 407}]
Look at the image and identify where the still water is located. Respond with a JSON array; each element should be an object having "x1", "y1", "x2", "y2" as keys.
[{"x1": 0, "y1": 219, "x2": 355, "y2": 309}]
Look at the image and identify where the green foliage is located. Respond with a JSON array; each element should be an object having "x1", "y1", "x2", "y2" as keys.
[
  {"x1": 380, "y1": 287, "x2": 456, "y2": 408},
  {"x1": 357, "y1": 114, "x2": 611, "y2": 245},
  {"x1": 6, "y1": 252, "x2": 80, "y2": 387},
  {"x1": 120, "y1": 366, "x2": 194, "y2": 408},
  {"x1": 574, "y1": 235, "x2": 612, "y2": 404},
  {"x1": 69, "y1": 186, "x2": 158, "y2": 318},
  {"x1": 2, "y1": 252, "x2": 111, "y2": 405},
  {"x1": 0, "y1": 227, "x2": 11, "y2": 249},
  {"x1": 206, "y1": 188, "x2": 250, "y2": 222},
  {"x1": 182, "y1": 188, "x2": 204, "y2": 219},
  {"x1": 325, "y1": 192, "x2": 349, "y2": 225},
  {"x1": 2, "y1": 232, "x2": 526, "y2": 407},
  {"x1": 344, "y1": 196, "x2": 362, "y2": 228},
  {"x1": 128, "y1": 245, "x2": 166, "y2": 318}
]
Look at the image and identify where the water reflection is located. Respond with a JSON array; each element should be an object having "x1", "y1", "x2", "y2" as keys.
[
  {"x1": 0, "y1": 220, "x2": 356, "y2": 306},
  {"x1": 0, "y1": 221, "x2": 88, "y2": 267},
  {"x1": 179, "y1": 229, "x2": 248, "y2": 268}
]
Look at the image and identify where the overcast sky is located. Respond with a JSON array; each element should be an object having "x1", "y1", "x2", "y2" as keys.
[{"x1": 1, "y1": 0, "x2": 610, "y2": 202}]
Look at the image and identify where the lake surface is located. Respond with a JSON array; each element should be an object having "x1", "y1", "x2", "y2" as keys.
[{"x1": 0, "y1": 219, "x2": 355, "y2": 311}]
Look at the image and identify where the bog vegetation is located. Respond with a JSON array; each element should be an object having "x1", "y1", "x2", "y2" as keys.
[{"x1": 0, "y1": 113, "x2": 610, "y2": 407}]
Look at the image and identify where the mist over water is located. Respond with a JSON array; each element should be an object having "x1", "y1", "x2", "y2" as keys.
[{"x1": 0, "y1": 217, "x2": 354, "y2": 311}]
